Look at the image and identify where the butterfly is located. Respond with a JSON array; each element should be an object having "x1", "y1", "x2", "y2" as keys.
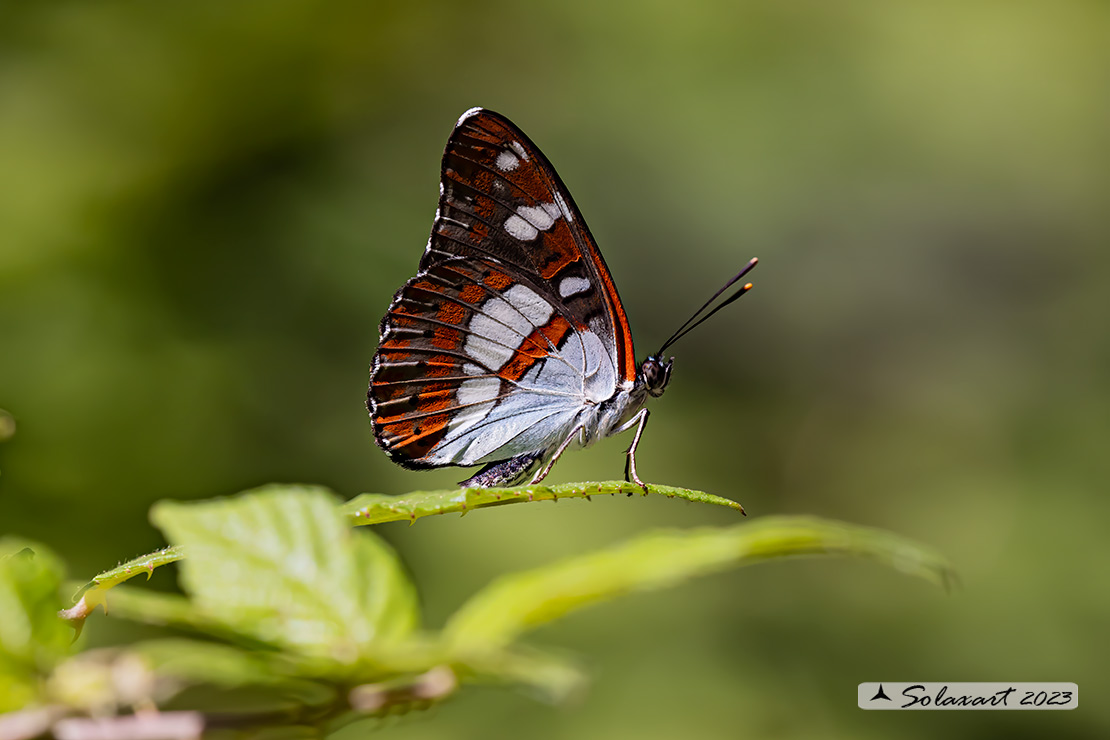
[{"x1": 367, "y1": 108, "x2": 756, "y2": 489}]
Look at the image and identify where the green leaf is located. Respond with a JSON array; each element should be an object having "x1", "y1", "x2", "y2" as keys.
[
  {"x1": 343, "y1": 480, "x2": 745, "y2": 526},
  {"x1": 89, "y1": 585, "x2": 263, "y2": 645},
  {"x1": 61, "y1": 546, "x2": 185, "y2": 630},
  {"x1": 76, "y1": 545, "x2": 184, "y2": 598},
  {"x1": 150, "y1": 485, "x2": 419, "y2": 664},
  {"x1": 131, "y1": 638, "x2": 282, "y2": 687},
  {"x1": 0, "y1": 539, "x2": 71, "y2": 711},
  {"x1": 64, "y1": 480, "x2": 742, "y2": 623},
  {"x1": 444, "y1": 516, "x2": 954, "y2": 649},
  {"x1": 132, "y1": 639, "x2": 334, "y2": 702},
  {"x1": 109, "y1": 590, "x2": 582, "y2": 703}
]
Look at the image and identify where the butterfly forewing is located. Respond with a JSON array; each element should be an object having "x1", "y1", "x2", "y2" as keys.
[{"x1": 426, "y1": 109, "x2": 637, "y2": 383}]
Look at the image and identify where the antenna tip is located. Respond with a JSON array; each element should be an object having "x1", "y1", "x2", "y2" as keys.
[
  {"x1": 749, "y1": 257, "x2": 759, "y2": 265},
  {"x1": 743, "y1": 282, "x2": 753, "y2": 290}
]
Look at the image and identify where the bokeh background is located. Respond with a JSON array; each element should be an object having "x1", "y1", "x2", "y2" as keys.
[{"x1": 1, "y1": 1, "x2": 1107, "y2": 737}]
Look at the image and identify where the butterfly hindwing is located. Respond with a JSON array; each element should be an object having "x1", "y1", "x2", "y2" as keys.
[{"x1": 370, "y1": 255, "x2": 618, "y2": 469}]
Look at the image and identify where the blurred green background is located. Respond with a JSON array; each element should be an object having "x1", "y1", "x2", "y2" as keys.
[{"x1": 1, "y1": 0, "x2": 1107, "y2": 736}]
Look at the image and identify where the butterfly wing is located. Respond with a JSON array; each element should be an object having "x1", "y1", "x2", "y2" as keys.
[
  {"x1": 370, "y1": 256, "x2": 618, "y2": 468},
  {"x1": 426, "y1": 108, "x2": 637, "y2": 384},
  {"x1": 369, "y1": 108, "x2": 637, "y2": 470}
]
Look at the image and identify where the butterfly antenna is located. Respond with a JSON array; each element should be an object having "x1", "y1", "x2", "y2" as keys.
[{"x1": 658, "y1": 257, "x2": 758, "y2": 354}]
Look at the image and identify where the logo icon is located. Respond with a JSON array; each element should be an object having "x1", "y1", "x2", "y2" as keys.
[{"x1": 870, "y1": 684, "x2": 892, "y2": 702}]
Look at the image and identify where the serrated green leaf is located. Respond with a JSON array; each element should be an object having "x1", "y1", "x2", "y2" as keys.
[
  {"x1": 61, "y1": 546, "x2": 185, "y2": 631},
  {"x1": 0, "y1": 539, "x2": 72, "y2": 710},
  {"x1": 102, "y1": 584, "x2": 434, "y2": 683},
  {"x1": 343, "y1": 480, "x2": 744, "y2": 526},
  {"x1": 65, "y1": 480, "x2": 743, "y2": 625},
  {"x1": 76, "y1": 546, "x2": 184, "y2": 599},
  {"x1": 149, "y1": 485, "x2": 419, "y2": 664},
  {"x1": 444, "y1": 516, "x2": 954, "y2": 649}
]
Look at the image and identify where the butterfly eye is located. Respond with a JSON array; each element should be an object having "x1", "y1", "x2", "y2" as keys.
[{"x1": 642, "y1": 356, "x2": 673, "y2": 397}]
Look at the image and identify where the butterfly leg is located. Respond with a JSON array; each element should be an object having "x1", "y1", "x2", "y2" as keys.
[
  {"x1": 617, "y1": 409, "x2": 651, "y2": 494},
  {"x1": 529, "y1": 424, "x2": 585, "y2": 485}
]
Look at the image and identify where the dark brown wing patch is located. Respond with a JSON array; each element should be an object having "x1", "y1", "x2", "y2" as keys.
[{"x1": 420, "y1": 108, "x2": 638, "y2": 383}]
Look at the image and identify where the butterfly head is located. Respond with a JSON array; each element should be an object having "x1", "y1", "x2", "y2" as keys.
[{"x1": 640, "y1": 355, "x2": 674, "y2": 398}]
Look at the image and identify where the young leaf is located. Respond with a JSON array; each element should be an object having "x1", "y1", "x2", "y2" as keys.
[
  {"x1": 343, "y1": 480, "x2": 744, "y2": 526},
  {"x1": 76, "y1": 546, "x2": 184, "y2": 595},
  {"x1": 150, "y1": 485, "x2": 419, "y2": 664},
  {"x1": 62, "y1": 546, "x2": 184, "y2": 629},
  {"x1": 443, "y1": 516, "x2": 954, "y2": 650}
]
